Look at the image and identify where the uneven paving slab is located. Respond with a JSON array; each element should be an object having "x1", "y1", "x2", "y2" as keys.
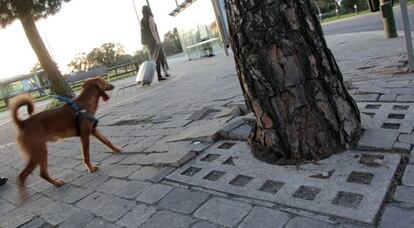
[
  {"x1": 357, "y1": 102, "x2": 414, "y2": 134},
  {"x1": 166, "y1": 141, "x2": 400, "y2": 224}
]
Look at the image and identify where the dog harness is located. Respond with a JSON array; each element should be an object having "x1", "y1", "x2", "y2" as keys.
[{"x1": 53, "y1": 95, "x2": 99, "y2": 136}]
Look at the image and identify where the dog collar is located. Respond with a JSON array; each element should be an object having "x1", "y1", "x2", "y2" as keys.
[{"x1": 52, "y1": 95, "x2": 99, "y2": 135}]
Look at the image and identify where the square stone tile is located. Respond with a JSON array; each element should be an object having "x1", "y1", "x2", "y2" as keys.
[
  {"x1": 114, "y1": 181, "x2": 152, "y2": 199},
  {"x1": 394, "y1": 186, "x2": 414, "y2": 204},
  {"x1": 285, "y1": 217, "x2": 335, "y2": 228},
  {"x1": 136, "y1": 184, "x2": 173, "y2": 204},
  {"x1": 94, "y1": 197, "x2": 136, "y2": 222},
  {"x1": 158, "y1": 188, "x2": 209, "y2": 214},
  {"x1": 116, "y1": 204, "x2": 156, "y2": 228},
  {"x1": 41, "y1": 201, "x2": 80, "y2": 226},
  {"x1": 239, "y1": 206, "x2": 290, "y2": 228},
  {"x1": 358, "y1": 129, "x2": 398, "y2": 150},
  {"x1": 141, "y1": 210, "x2": 194, "y2": 228},
  {"x1": 194, "y1": 197, "x2": 252, "y2": 227}
]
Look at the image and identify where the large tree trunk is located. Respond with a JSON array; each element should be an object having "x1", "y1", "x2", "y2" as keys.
[
  {"x1": 225, "y1": 0, "x2": 362, "y2": 164},
  {"x1": 19, "y1": 15, "x2": 74, "y2": 98}
]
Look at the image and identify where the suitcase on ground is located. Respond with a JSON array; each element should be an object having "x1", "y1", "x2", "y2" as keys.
[
  {"x1": 136, "y1": 60, "x2": 156, "y2": 85},
  {"x1": 135, "y1": 46, "x2": 160, "y2": 86}
]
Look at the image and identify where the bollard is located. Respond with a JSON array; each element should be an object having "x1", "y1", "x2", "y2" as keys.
[
  {"x1": 380, "y1": 0, "x2": 398, "y2": 38},
  {"x1": 354, "y1": 5, "x2": 358, "y2": 15}
]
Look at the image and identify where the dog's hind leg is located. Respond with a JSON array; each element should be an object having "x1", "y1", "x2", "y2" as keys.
[
  {"x1": 17, "y1": 159, "x2": 37, "y2": 199},
  {"x1": 38, "y1": 146, "x2": 64, "y2": 187},
  {"x1": 81, "y1": 134, "x2": 98, "y2": 172},
  {"x1": 92, "y1": 129, "x2": 122, "y2": 153}
]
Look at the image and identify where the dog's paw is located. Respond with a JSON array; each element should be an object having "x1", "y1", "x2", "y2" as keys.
[
  {"x1": 113, "y1": 147, "x2": 122, "y2": 153},
  {"x1": 54, "y1": 179, "x2": 65, "y2": 187},
  {"x1": 88, "y1": 166, "x2": 99, "y2": 173}
]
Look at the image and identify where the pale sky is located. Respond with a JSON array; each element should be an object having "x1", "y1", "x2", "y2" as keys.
[{"x1": 0, "y1": 0, "x2": 178, "y2": 79}]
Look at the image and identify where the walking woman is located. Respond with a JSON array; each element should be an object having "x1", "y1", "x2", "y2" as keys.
[{"x1": 141, "y1": 5, "x2": 169, "y2": 81}]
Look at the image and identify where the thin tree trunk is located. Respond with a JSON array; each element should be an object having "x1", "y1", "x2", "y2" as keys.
[
  {"x1": 225, "y1": 0, "x2": 362, "y2": 164},
  {"x1": 19, "y1": 15, "x2": 74, "y2": 98}
]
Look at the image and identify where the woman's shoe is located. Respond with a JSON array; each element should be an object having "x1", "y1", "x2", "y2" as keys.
[
  {"x1": 158, "y1": 77, "x2": 167, "y2": 81},
  {"x1": 165, "y1": 73, "x2": 171, "y2": 78}
]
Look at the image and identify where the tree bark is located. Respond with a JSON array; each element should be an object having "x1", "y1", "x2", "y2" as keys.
[
  {"x1": 225, "y1": 0, "x2": 362, "y2": 164},
  {"x1": 19, "y1": 15, "x2": 74, "y2": 98}
]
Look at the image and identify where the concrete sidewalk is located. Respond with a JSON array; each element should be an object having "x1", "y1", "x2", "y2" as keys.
[{"x1": 0, "y1": 31, "x2": 413, "y2": 228}]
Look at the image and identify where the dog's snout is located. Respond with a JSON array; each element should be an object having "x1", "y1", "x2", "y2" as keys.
[{"x1": 107, "y1": 84, "x2": 115, "y2": 90}]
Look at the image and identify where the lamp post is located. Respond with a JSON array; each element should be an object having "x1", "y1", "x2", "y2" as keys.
[{"x1": 400, "y1": 0, "x2": 414, "y2": 72}]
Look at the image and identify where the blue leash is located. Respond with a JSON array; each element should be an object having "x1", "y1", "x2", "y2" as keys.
[{"x1": 52, "y1": 95, "x2": 99, "y2": 135}]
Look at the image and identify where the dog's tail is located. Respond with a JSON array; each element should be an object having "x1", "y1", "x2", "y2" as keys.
[{"x1": 9, "y1": 94, "x2": 34, "y2": 128}]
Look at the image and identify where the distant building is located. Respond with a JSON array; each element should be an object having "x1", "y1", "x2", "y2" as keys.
[
  {"x1": 0, "y1": 71, "x2": 49, "y2": 105},
  {"x1": 169, "y1": 0, "x2": 230, "y2": 60}
]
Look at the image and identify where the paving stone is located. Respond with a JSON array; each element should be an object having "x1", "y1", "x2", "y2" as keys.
[
  {"x1": 379, "y1": 94, "x2": 397, "y2": 102},
  {"x1": 194, "y1": 197, "x2": 252, "y2": 227},
  {"x1": 123, "y1": 135, "x2": 165, "y2": 153},
  {"x1": 141, "y1": 210, "x2": 195, "y2": 228},
  {"x1": 145, "y1": 150, "x2": 197, "y2": 167},
  {"x1": 188, "y1": 107, "x2": 221, "y2": 121},
  {"x1": 59, "y1": 211, "x2": 95, "y2": 228},
  {"x1": 239, "y1": 206, "x2": 290, "y2": 228},
  {"x1": 119, "y1": 154, "x2": 148, "y2": 165},
  {"x1": 379, "y1": 203, "x2": 414, "y2": 228},
  {"x1": 394, "y1": 186, "x2": 414, "y2": 204},
  {"x1": 396, "y1": 95, "x2": 414, "y2": 102},
  {"x1": 398, "y1": 134, "x2": 414, "y2": 144},
  {"x1": 0, "y1": 207, "x2": 36, "y2": 228},
  {"x1": 72, "y1": 174, "x2": 109, "y2": 189},
  {"x1": 19, "y1": 195, "x2": 54, "y2": 214},
  {"x1": 100, "y1": 154, "x2": 129, "y2": 165},
  {"x1": 18, "y1": 218, "x2": 49, "y2": 228},
  {"x1": 116, "y1": 204, "x2": 156, "y2": 228},
  {"x1": 75, "y1": 192, "x2": 116, "y2": 215},
  {"x1": 191, "y1": 221, "x2": 223, "y2": 228},
  {"x1": 402, "y1": 165, "x2": 414, "y2": 187},
  {"x1": 393, "y1": 142, "x2": 412, "y2": 152},
  {"x1": 94, "y1": 197, "x2": 136, "y2": 222},
  {"x1": 129, "y1": 166, "x2": 175, "y2": 182},
  {"x1": 41, "y1": 201, "x2": 80, "y2": 226},
  {"x1": 43, "y1": 184, "x2": 93, "y2": 204},
  {"x1": 0, "y1": 198, "x2": 15, "y2": 217},
  {"x1": 217, "y1": 117, "x2": 245, "y2": 137},
  {"x1": 114, "y1": 180, "x2": 152, "y2": 199},
  {"x1": 136, "y1": 184, "x2": 173, "y2": 204},
  {"x1": 159, "y1": 188, "x2": 210, "y2": 214},
  {"x1": 358, "y1": 129, "x2": 398, "y2": 150},
  {"x1": 167, "y1": 141, "x2": 400, "y2": 224},
  {"x1": 104, "y1": 165, "x2": 141, "y2": 178},
  {"x1": 95, "y1": 178, "x2": 129, "y2": 194},
  {"x1": 352, "y1": 94, "x2": 379, "y2": 102},
  {"x1": 166, "y1": 117, "x2": 231, "y2": 142},
  {"x1": 285, "y1": 217, "x2": 335, "y2": 228},
  {"x1": 228, "y1": 124, "x2": 251, "y2": 141},
  {"x1": 144, "y1": 141, "x2": 191, "y2": 153},
  {"x1": 357, "y1": 102, "x2": 414, "y2": 134},
  {"x1": 85, "y1": 218, "x2": 121, "y2": 228}
]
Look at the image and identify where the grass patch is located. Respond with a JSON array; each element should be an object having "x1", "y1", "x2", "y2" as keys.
[{"x1": 321, "y1": 9, "x2": 371, "y2": 24}]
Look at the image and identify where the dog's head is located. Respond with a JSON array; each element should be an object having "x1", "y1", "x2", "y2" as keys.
[{"x1": 83, "y1": 77, "x2": 114, "y2": 101}]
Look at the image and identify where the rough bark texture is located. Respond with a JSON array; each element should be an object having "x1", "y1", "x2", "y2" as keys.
[
  {"x1": 19, "y1": 15, "x2": 74, "y2": 98},
  {"x1": 225, "y1": 0, "x2": 362, "y2": 164}
]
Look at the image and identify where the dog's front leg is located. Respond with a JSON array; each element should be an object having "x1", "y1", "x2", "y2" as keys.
[
  {"x1": 92, "y1": 129, "x2": 122, "y2": 153},
  {"x1": 81, "y1": 134, "x2": 98, "y2": 172}
]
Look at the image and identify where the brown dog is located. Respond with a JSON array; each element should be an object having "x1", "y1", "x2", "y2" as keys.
[{"x1": 10, "y1": 77, "x2": 122, "y2": 197}]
